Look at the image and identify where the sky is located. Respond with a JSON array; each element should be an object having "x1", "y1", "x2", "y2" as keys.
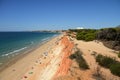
[{"x1": 0, "y1": 0, "x2": 120, "y2": 31}]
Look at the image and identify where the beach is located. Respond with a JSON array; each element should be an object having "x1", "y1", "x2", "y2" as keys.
[
  {"x1": 1, "y1": 0, "x2": 120, "y2": 80},
  {"x1": 0, "y1": 33, "x2": 75, "y2": 80},
  {"x1": 0, "y1": 33, "x2": 120, "y2": 80},
  {"x1": 0, "y1": 34, "x2": 64, "y2": 80}
]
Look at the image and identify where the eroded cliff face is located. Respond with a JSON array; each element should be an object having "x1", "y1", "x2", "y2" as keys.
[
  {"x1": 53, "y1": 36, "x2": 74, "y2": 80},
  {"x1": 54, "y1": 35, "x2": 120, "y2": 80}
]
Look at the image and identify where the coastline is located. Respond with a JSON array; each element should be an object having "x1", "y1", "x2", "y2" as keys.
[
  {"x1": 0, "y1": 34, "x2": 60, "y2": 72},
  {"x1": 0, "y1": 34, "x2": 62, "y2": 80},
  {"x1": 0, "y1": 32, "x2": 59, "y2": 67},
  {"x1": 0, "y1": 33, "x2": 120, "y2": 80},
  {"x1": 0, "y1": 34, "x2": 58, "y2": 72}
]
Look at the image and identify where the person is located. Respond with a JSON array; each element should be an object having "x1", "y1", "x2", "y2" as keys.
[{"x1": 44, "y1": 52, "x2": 48, "y2": 56}]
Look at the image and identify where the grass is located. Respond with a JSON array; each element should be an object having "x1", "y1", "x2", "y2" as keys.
[{"x1": 69, "y1": 50, "x2": 89, "y2": 70}]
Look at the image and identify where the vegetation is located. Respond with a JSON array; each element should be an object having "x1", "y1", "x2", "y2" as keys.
[
  {"x1": 95, "y1": 54, "x2": 120, "y2": 77},
  {"x1": 92, "y1": 66, "x2": 105, "y2": 80},
  {"x1": 96, "y1": 28, "x2": 120, "y2": 50},
  {"x1": 110, "y1": 63, "x2": 120, "y2": 77},
  {"x1": 96, "y1": 54, "x2": 117, "y2": 68},
  {"x1": 118, "y1": 52, "x2": 120, "y2": 58},
  {"x1": 96, "y1": 28, "x2": 120, "y2": 41},
  {"x1": 69, "y1": 50, "x2": 89, "y2": 70},
  {"x1": 68, "y1": 26, "x2": 120, "y2": 50},
  {"x1": 76, "y1": 29, "x2": 96, "y2": 41},
  {"x1": 74, "y1": 27, "x2": 120, "y2": 42}
]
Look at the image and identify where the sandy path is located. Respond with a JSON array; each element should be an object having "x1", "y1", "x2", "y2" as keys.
[
  {"x1": 0, "y1": 35, "x2": 62, "y2": 80},
  {"x1": 74, "y1": 39, "x2": 120, "y2": 80}
]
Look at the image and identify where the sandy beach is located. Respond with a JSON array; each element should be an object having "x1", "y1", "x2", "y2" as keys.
[
  {"x1": 1, "y1": 0, "x2": 119, "y2": 80},
  {"x1": 0, "y1": 34, "x2": 64, "y2": 80},
  {"x1": 0, "y1": 34, "x2": 120, "y2": 80}
]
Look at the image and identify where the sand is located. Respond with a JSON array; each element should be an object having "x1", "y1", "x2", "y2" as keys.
[
  {"x1": 0, "y1": 34, "x2": 63, "y2": 80},
  {"x1": 69, "y1": 39, "x2": 120, "y2": 80},
  {"x1": 52, "y1": 37, "x2": 120, "y2": 80},
  {"x1": 1, "y1": 34, "x2": 120, "y2": 80}
]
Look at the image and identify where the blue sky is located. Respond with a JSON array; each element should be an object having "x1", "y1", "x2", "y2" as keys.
[{"x1": 0, "y1": 0, "x2": 120, "y2": 31}]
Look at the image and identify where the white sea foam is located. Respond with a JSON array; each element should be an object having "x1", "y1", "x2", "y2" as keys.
[
  {"x1": 41, "y1": 37, "x2": 50, "y2": 41},
  {"x1": 31, "y1": 41, "x2": 34, "y2": 44},
  {"x1": 0, "y1": 63, "x2": 2, "y2": 65},
  {"x1": 53, "y1": 34, "x2": 58, "y2": 37},
  {"x1": 2, "y1": 47, "x2": 27, "y2": 57}
]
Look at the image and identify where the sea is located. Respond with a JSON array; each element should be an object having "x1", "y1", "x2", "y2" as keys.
[{"x1": 0, "y1": 32, "x2": 59, "y2": 67}]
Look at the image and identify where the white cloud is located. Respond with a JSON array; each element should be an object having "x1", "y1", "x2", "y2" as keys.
[{"x1": 76, "y1": 27, "x2": 84, "y2": 29}]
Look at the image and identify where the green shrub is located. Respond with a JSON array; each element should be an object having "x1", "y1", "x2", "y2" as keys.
[
  {"x1": 110, "y1": 63, "x2": 120, "y2": 77},
  {"x1": 96, "y1": 54, "x2": 117, "y2": 68},
  {"x1": 69, "y1": 50, "x2": 82, "y2": 60},
  {"x1": 78, "y1": 59, "x2": 89, "y2": 69},
  {"x1": 76, "y1": 32, "x2": 86, "y2": 40},
  {"x1": 84, "y1": 33, "x2": 96, "y2": 41},
  {"x1": 118, "y1": 52, "x2": 120, "y2": 58},
  {"x1": 69, "y1": 53, "x2": 76, "y2": 59},
  {"x1": 69, "y1": 50, "x2": 89, "y2": 69},
  {"x1": 96, "y1": 54, "x2": 120, "y2": 77},
  {"x1": 76, "y1": 29, "x2": 96, "y2": 41}
]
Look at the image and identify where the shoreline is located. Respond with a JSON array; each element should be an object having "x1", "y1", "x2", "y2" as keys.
[
  {"x1": 0, "y1": 33, "x2": 60, "y2": 67},
  {"x1": 1, "y1": 34, "x2": 120, "y2": 80},
  {"x1": 0, "y1": 34, "x2": 62, "y2": 80},
  {"x1": 0, "y1": 34, "x2": 60, "y2": 72}
]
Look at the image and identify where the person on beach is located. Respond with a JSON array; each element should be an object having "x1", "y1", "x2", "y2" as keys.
[{"x1": 44, "y1": 52, "x2": 48, "y2": 56}]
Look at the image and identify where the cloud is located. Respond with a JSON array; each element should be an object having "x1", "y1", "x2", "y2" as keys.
[{"x1": 76, "y1": 27, "x2": 84, "y2": 29}]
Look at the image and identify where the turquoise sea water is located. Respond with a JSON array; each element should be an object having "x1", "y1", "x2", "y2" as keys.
[{"x1": 0, "y1": 32, "x2": 58, "y2": 66}]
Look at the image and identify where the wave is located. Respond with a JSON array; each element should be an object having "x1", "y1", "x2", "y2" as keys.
[
  {"x1": 0, "y1": 63, "x2": 2, "y2": 65},
  {"x1": 53, "y1": 34, "x2": 58, "y2": 37},
  {"x1": 31, "y1": 41, "x2": 34, "y2": 44},
  {"x1": 2, "y1": 47, "x2": 27, "y2": 57},
  {"x1": 41, "y1": 37, "x2": 50, "y2": 41}
]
